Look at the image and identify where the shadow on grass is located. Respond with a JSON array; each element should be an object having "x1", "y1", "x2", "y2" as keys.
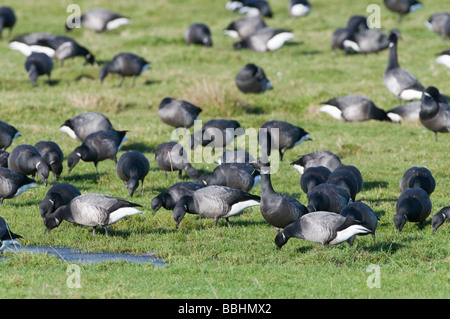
[
  {"x1": 121, "y1": 142, "x2": 156, "y2": 153},
  {"x1": 362, "y1": 180, "x2": 389, "y2": 190}
]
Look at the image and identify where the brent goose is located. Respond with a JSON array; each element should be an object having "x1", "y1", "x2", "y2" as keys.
[
  {"x1": 185, "y1": 23, "x2": 212, "y2": 47},
  {"x1": 346, "y1": 15, "x2": 369, "y2": 32},
  {"x1": 116, "y1": 150, "x2": 150, "y2": 197},
  {"x1": 158, "y1": 97, "x2": 202, "y2": 132},
  {"x1": 0, "y1": 216, "x2": 22, "y2": 253},
  {"x1": 59, "y1": 112, "x2": 114, "y2": 141},
  {"x1": 275, "y1": 211, "x2": 371, "y2": 249},
  {"x1": 0, "y1": 150, "x2": 8, "y2": 167},
  {"x1": 0, "y1": 6, "x2": 16, "y2": 38},
  {"x1": 155, "y1": 142, "x2": 198, "y2": 180},
  {"x1": 99, "y1": 52, "x2": 150, "y2": 87},
  {"x1": 250, "y1": 159, "x2": 307, "y2": 232},
  {"x1": 291, "y1": 150, "x2": 342, "y2": 174},
  {"x1": 173, "y1": 185, "x2": 260, "y2": 228},
  {"x1": 223, "y1": 16, "x2": 266, "y2": 39},
  {"x1": 34, "y1": 141, "x2": 64, "y2": 182},
  {"x1": 0, "y1": 120, "x2": 20, "y2": 150},
  {"x1": 259, "y1": 120, "x2": 311, "y2": 160},
  {"x1": 8, "y1": 144, "x2": 50, "y2": 186},
  {"x1": 236, "y1": 0, "x2": 273, "y2": 18},
  {"x1": 233, "y1": 27, "x2": 294, "y2": 52},
  {"x1": 331, "y1": 28, "x2": 360, "y2": 54},
  {"x1": 394, "y1": 187, "x2": 432, "y2": 233},
  {"x1": 67, "y1": 130, "x2": 128, "y2": 175},
  {"x1": 431, "y1": 206, "x2": 449, "y2": 234},
  {"x1": 235, "y1": 63, "x2": 273, "y2": 94},
  {"x1": 306, "y1": 183, "x2": 351, "y2": 213},
  {"x1": 288, "y1": 0, "x2": 311, "y2": 18},
  {"x1": 354, "y1": 29, "x2": 400, "y2": 54},
  {"x1": 383, "y1": 32, "x2": 424, "y2": 100},
  {"x1": 39, "y1": 183, "x2": 81, "y2": 219},
  {"x1": 197, "y1": 163, "x2": 260, "y2": 192},
  {"x1": 419, "y1": 86, "x2": 450, "y2": 141},
  {"x1": 300, "y1": 166, "x2": 331, "y2": 194},
  {"x1": 340, "y1": 202, "x2": 378, "y2": 246},
  {"x1": 386, "y1": 101, "x2": 421, "y2": 122},
  {"x1": 66, "y1": 8, "x2": 130, "y2": 33},
  {"x1": 43, "y1": 193, "x2": 143, "y2": 237},
  {"x1": 24, "y1": 52, "x2": 54, "y2": 87},
  {"x1": 190, "y1": 119, "x2": 244, "y2": 149},
  {"x1": 327, "y1": 165, "x2": 362, "y2": 201},
  {"x1": 9, "y1": 33, "x2": 95, "y2": 66},
  {"x1": 319, "y1": 95, "x2": 401, "y2": 122},
  {"x1": 399, "y1": 166, "x2": 435, "y2": 196},
  {"x1": 425, "y1": 12, "x2": 450, "y2": 39},
  {"x1": 383, "y1": 0, "x2": 422, "y2": 22},
  {"x1": 0, "y1": 167, "x2": 37, "y2": 204},
  {"x1": 151, "y1": 181, "x2": 205, "y2": 214},
  {"x1": 216, "y1": 150, "x2": 255, "y2": 164}
]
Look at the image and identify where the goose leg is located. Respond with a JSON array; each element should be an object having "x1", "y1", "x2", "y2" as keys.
[
  {"x1": 226, "y1": 217, "x2": 231, "y2": 227},
  {"x1": 92, "y1": 226, "x2": 97, "y2": 236},
  {"x1": 118, "y1": 76, "x2": 125, "y2": 88},
  {"x1": 104, "y1": 227, "x2": 109, "y2": 238}
]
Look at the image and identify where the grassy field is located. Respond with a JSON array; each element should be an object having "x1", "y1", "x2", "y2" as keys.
[{"x1": 0, "y1": 0, "x2": 449, "y2": 299}]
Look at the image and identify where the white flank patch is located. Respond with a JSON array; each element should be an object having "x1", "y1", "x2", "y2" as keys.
[
  {"x1": 9, "y1": 41, "x2": 33, "y2": 56},
  {"x1": 329, "y1": 225, "x2": 371, "y2": 245},
  {"x1": 227, "y1": 200, "x2": 260, "y2": 217},
  {"x1": 343, "y1": 39, "x2": 361, "y2": 52},
  {"x1": 436, "y1": 55, "x2": 450, "y2": 68},
  {"x1": 399, "y1": 89, "x2": 423, "y2": 101},
  {"x1": 28, "y1": 45, "x2": 56, "y2": 58},
  {"x1": 14, "y1": 183, "x2": 38, "y2": 198},
  {"x1": 59, "y1": 126, "x2": 80, "y2": 141},
  {"x1": 251, "y1": 175, "x2": 261, "y2": 189},
  {"x1": 292, "y1": 164, "x2": 304, "y2": 174},
  {"x1": 291, "y1": 4, "x2": 310, "y2": 17},
  {"x1": 319, "y1": 105, "x2": 344, "y2": 121},
  {"x1": 108, "y1": 207, "x2": 142, "y2": 225},
  {"x1": 387, "y1": 112, "x2": 402, "y2": 123},
  {"x1": 223, "y1": 30, "x2": 240, "y2": 39},
  {"x1": 267, "y1": 32, "x2": 294, "y2": 51},
  {"x1": 106, "y1": 18, "x2": 131, "y2": 30}
]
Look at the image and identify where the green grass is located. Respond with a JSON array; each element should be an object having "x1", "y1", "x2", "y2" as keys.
[{"x1": 0, "y1": 0, "x2": 449, "y2": 299}]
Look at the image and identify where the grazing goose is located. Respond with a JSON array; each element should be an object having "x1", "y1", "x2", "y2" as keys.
[
  {"x1": 0, "y1": 6, "x2": 16, "y2": 38},
  {"x1": 319, "y1": 95, "x2": 400, "y2": 122},
  {"x1": 431, "y1": 206, "x2": 449, "y2": 234},
  {"x1": 386, "y1": 101, "x2": 421, "y2": 122},
  {"x1": 435, "y1": 49, "x2": 450, "y2": 69},
  {"x1": 331, "y1": 28, "x2": 360, "y2": 54},
  {"x1": 354, "y1": 29, "x2": 400, "y2": 54},
  {"x1": 39, "y1": 183, "x2": 81, "y2": 219},
  {"x1": 190, "y1": 119, "x2": 245, "y2": 149},
  {"x1": 425, "y1": 12, "x2": 450, "y2": 39},
  {"x1": 197, "y1": 163, "x2": 260, "y2": 192},
  {"x1": 223, "y1": 16, "x2": 266, "y2": 39},
  {"x1": 237, "y1": 0, "x2": 273, "y2": 18},
  {"x1": 288, "y1": 0, "x2": 311, "y2": 18},
  {"x1": 327, "y1": 165, "x2": 363, "y2": 201},
  {"x1": 340, "y1": 202, "x2": 378, "y2": 246},
  {"x1": 275, "y1": 211, "x2": 371, "y2": 249},
  {"x1": 233, "y1": 27, "x2": 294, "y2": 52},
  {"x1": 291, "y1": 150, "x2": 342, "y2": 174},
  {"x1": 8, "y1": 144, "x2": 50, "y2": 186},
  {"x1": 0, "y1": 216, "x2": 22, "y2": 253},
  {"x1": 34, "y1": 141, "x2": 64, "y2": 182},
  {"x1": 306, "y1": 183, "x2": 351, "y2": 213},
  {"x1": 66, "y1": 8, "x2": 130, "y2": 33},
  {"x1": 67, "y1": 130, "x2": 128, "y2": 175},
  {"x1": 9, "y1": 33, "x2": 95, "y2": 66},
  {"x1": 158, "y1": 97, "x2": 202, "y2": 132},
  {"x1": 116, "y1": 150, "x2": 150, "y2": 197},
  {"x1": 216, "y1": 150, "x2": 255, "y2": 164},
  {"x1": 151, "y1": 181, "x2": 205, "y2": 214},
  {"x1": 59, "y1": 112, "x2": 114, "y2": 141},
  {"x1": 419, "y1": 86, "x2": 450, "y2": 141},
  {"x1": 172, "y1": 185, "x2": 260, "y2": 228},
  {"x1": 235, "y1": 63, "x2": 273, "y2": 94},
  {"x1": 394, "y1": 187, "x2": 432, "y2": 233},
  {"x1": 24, "y1": 52, "x2": 54, "y2": 87},
  {"x1": 249, "y1": 160, "x2": 307, "y2": 232},
  {"x1": 399, "y1": 166, "x2": 435, "y2": 196},
  {"x1": 259, "y1": 120, "x2": 311, "y2": 160},
  {"x1": 185, "y1": 23, "x2": 212, "y2": 47},
  {"x1": 383, "y1": 32, "x2": 424, "y2": 101},
  {"x1": 155, "y1": 142, "x2": 198, "y2": 180},
  {"x1": 0, "y1": 120, "x2": 20, "y2": 150},
  {"x1": 0, "y1": 150, "x2": 9, "y2": 167},
  {"x1": 43, "y1": 193, "x2": 143, "y2": 237},
  {"x1": 383, "y1": 0, "x2": 422, "y2": 22},
  {"x1": 300, "y1": 166, "x2": 331, "y2": 194},
  {"x1": 0, "y1": 167, "x2": 37, "y2": 204},
  {"x1": 99, "y1": 52, "x2": 150, "y2": 87}
]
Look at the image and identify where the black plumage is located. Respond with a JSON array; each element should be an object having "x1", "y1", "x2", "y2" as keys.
[
  {"x1": 151, "y1": 181, "x2": 205, "y2": 214},
  {"x1": 419, "y1": 86, "x2": 450, "y2": 141},
  {"x1": 34, "y1": 141, "x2": 64, "y2": 182},
  {"x1": 8, "y1": 144, "x2": 50, "y2": 186},
  {"x1": 185, "y1": 23, "x2": 212, "y2": 47},
  {"x1": 399, "y1": 166, "x2": 436, "y2": 196},
  {"x1": 39, "y1": 183, "x2": 81, "y2": 219},
  {"x1": 155, "y1": 142, "x2": 198, "y2": 180},
  {"x1": 0, "y1": 120, "x2": 20, "y2": 150},
  {"x1": 394, "y1": 187, "x2": 432, "y2": 233},
  {"x1": 235, "y1": 63, "x2": 272, "y2": 94},
  {"x1": 0, "y1": 6, "x2": 16, "y2": 38},
  {"x1": 116, "y1": 150, "x2": 150, "y2": 197},
  {"x1": 158, "y1": 97, "x2": 202, "y2": 131},
  {"x1": 99, "y1": 52, "x2": 150, "y2": 87},
  {"x1": 24, "y1": 52, "x2": 53, "y2": 87}
]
